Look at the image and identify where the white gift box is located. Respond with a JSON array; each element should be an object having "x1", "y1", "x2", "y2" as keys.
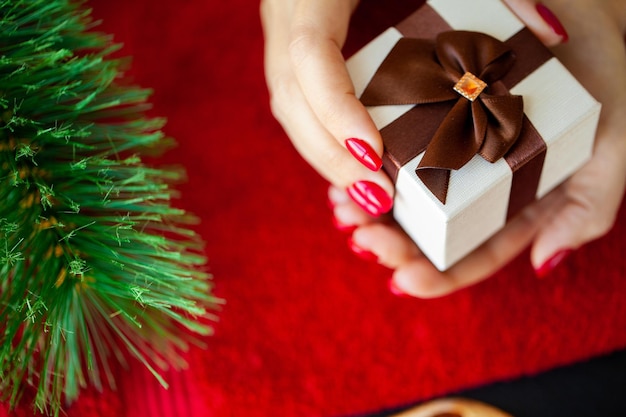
[{"x1": 346, "y1": 0, "x2": 601, "y2": 270}]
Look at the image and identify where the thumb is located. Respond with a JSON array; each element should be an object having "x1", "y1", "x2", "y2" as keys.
[
  {"x1": 530, "y1": 202, "x2": 585, "y2": 277},
  {"x1": 503, "y1": 0, "x2": 569, "y2": 46},
  {"x1": 529, "y1": 195, "x2": 618, "y2": 277},
  {"x1": 531, "y1": 134, "x2": 626, "y2": 276}
]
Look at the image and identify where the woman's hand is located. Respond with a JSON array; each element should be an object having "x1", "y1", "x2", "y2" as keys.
[
  {"x1": 330, "y1": 0, "x2": 626, "y2": 298},
  {"x1": 261, "y1": 0, "x2": 623, "y2": 298},
  {"x1": 262, "y1": 0, "x2": 395, "y2": 217},
  {"x1": 261, "y1": 0, "x2": 565, "y2": 217}
]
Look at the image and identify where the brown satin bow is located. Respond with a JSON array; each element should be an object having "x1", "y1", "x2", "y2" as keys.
[{"x1": 361, "y1": 31, "x2": 524, "y2": 204}]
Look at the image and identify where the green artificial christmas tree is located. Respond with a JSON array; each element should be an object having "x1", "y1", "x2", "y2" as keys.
[{"x1": 0, "y1": 1, "x2": 221, "y2": 415}]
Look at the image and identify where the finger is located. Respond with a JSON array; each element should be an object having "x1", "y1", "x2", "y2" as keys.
[
  {"x1": 262, "y1": 2, "x2": 393, "y2": 200},
  {"x1": 525, "y1": 1, "x2": 626, "y2": 274},
  {"x1": 503, "y1": 0, "x2": 569, "y2": 46},
  {"x1": 351, "y1": 222, "x2": 422, "y2": 268},
  {"x1": 263, "y1": 1, "x2": 394, "y2": 216},
  {"x1": 334, "y1": 199, "x2": 375, "y2": 227},
  {"x1": 529, "y1": 197, "x2": 593, "y2": 275},
  {"x1": 530, "y1": 137, "x2": 626, "y2": 272},
  {"x1": 274, "y1": 76, "x2": 391, "y2": 192},
  {"x1": 329, "y1": 185, "x2": 375, "y2": 226},
  {"x1": 329, "y1": 185, "x2": 394, "y2": 235},
  {"x1": 289, "y1": 0, "x2": 385, "y2": 169},
  {"x1": 271, "y1": 73, "x2": 395, "y2": 217},
  {"x1": 328, "y1": 184, "x2": 352, "y2": 207},
  {"x1": 389, "y1": 191, "x2": 563, "y2": 298},
  {"x1": 333, "y1": 203, "x2": 377, "y2": 233}
]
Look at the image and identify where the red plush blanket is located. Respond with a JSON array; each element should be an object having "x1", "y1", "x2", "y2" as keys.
[{"x1": 4, "y1": 0, "x2": 626, "y2": 416}]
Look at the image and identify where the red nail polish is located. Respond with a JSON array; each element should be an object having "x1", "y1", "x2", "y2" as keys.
[
  {"x1": 347, "y1": 181, "x2": 393, "y2": 217},
  {"x1": 332, "y1": 215, "x2": 357, "y2": 233},
  {"x1": 348, "y1": 236, "x2": 378, "y2": 262},
  {"x1": 345, "y1": 138, "x2": 382, "y2": 172},
  {"x1": 388, "y1": 279, "x2": 409, "y2": 297},
  {"x1": 536, "y1": 3, "x2": 569, "y2": 43},
  {"x1": 535, "y1": 249, "x2": 573, "y2": 278}
]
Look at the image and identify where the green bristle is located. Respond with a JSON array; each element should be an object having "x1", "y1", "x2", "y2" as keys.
[{"x1": 0, "y1": 1, "x2": 221, "y2": 415}]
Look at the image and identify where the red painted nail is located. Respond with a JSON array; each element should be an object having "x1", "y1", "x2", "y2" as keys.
[
  {"x1": 346, "y1": 181, "x2": 393, "y2": 217},
  {"x1": 536, "y1": 3, "x2": 569, "y2": 43},
  {"x1": 348, "y1": 236, "x2": 378, "y2": 262},
  {"x1": 388, "y1": 279, "x2": 409, "y2": 297},
  {"x1": 345, "y1": 138, "x2": 382, "y2": 171},
  {"x1": 332, "y1": 215, "x2": 357, "y2": 233},
  {"x1": 535, "y1": 249, "x2": 573, "y2": 278}
]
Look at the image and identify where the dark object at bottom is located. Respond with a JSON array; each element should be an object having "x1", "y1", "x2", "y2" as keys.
[{"x1": 356, "y1": 348, "x2": 626, "y2": 417}]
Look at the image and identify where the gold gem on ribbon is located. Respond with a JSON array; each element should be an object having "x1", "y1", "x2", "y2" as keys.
[{"x1": 453, "y1": 72, "x2": 487, "y2": 102}]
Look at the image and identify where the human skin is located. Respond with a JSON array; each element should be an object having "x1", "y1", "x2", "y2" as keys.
[{"x1": 262, "y1": 0, "x2": 626, "y2": 297}]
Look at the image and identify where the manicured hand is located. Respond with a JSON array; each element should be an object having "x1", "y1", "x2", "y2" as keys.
[
  {"x1": 262, "y1": 0, "x2": 625, "y2": 297},
  {"x1": 330, "y1": 0, "x2": 626, "y2": 297},
  {"x1": 262, "y1": 0, "x2": 394, "y2": 217},
  {"x1": 261, "y1": 0, "x2": 567, "y2": 216}
]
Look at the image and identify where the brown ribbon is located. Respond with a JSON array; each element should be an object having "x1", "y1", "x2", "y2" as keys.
[{"x1": 361, "y1": 31, "x2": 525, "y2": 204}]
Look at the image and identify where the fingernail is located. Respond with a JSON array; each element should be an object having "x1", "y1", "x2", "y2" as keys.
[
  {"x1": 536, "y1": 3, "x2": 569, "y2": 43},
  {"x1": 347, "y1": 180, "x2": 393, "y2": 217},
  {"x1": 332, "y1": 215, "x2": 357, "y2": 233},
  {"x1": 345, "y1": 138, "x2": 382, "y2": 171},
  {"x1": 388, "y1": 279, "x2": 409, "y2": 297},
  {"x1": 348, "y1": 236, "x2": 378, "y2": 262},
  {"x1": 535, "y1": 249, "x2": 573, "y2": 278}
]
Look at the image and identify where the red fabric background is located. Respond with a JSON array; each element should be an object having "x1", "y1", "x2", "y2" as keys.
[{"x1": 3, "y1": 0, "x2": 626, "y2": 416}]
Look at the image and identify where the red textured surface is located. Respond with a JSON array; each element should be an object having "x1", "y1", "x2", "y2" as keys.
[{"x1": 3, "y1": 0, "x2": 626, "y2": 416}]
